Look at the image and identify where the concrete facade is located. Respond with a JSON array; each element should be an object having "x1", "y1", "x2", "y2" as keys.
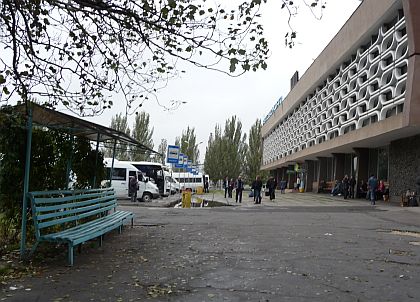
[{"x1": 261, "y1": 0, "x2": 420, "y2": 201}]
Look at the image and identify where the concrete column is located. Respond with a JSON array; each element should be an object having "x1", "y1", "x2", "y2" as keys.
[
  {"x1": 305, "y1": 160, "x2": 315, "y2": 192},
  {"x1": 354, "y1": 148, "x2": 369, "y2": 186},
  {"x1": 275, "y1": 168, "x2": 282, "y2": 189},
  {"x1": 279, "y1": 167, "x2": 288, "y2": 188},
  {"x1": 332, "y1": 153, "x2": 345, "y2": 181},
  {"x1": 317, "y1": 157, "x2": 328, "y2": 183},
  {"x1": 287, "y1": 165, "x2": 296, "y2": 189}
]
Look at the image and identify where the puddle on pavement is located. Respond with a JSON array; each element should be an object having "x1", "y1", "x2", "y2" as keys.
[
  {"x1": 387, "y1": 230, "x2": 420, "y2": 247},
  {"x1": 390, "y1": 230, "x2": 420, "y2": 238},
  {"x1": 174, "y1": 197, "x2": 228, "y2": 208}
]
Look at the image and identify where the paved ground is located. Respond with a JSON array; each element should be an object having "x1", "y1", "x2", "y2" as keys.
[{"x1": 2, "y1": 191, "x2": 420, "y2": 301}]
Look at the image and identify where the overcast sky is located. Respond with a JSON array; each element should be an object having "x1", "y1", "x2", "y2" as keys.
[{"x1": 84, "y1": 0, "x2": 362, "y2": 163}]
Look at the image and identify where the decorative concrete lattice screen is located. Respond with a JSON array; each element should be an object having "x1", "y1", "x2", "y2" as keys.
[{"x1": 263, "y1": 11, "x2": 408, "y2": 165}]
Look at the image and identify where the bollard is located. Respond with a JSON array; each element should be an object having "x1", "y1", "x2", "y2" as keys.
[{"x1": 182, "y1": 190, "x2": 192, "y2": 208}]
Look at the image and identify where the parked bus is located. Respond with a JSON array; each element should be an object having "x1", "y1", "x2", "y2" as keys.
[
  {"x1": 102, "y1": 159, "x2": 159, "y2": 202},
  {"x1": 172, "y1": 172, "x2": 209, "y2": 192},
  {"x1": 123, "y1": 161, "x2": 174, "y2": 197}
]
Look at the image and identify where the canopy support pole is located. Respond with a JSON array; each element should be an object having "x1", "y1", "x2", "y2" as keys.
[
  {"x1": 109, "y1": 140, "x2": 117, "y2": 187},
  {"x1": 65, "y1": 133, "x2": 74, "y2": 189},
  {"x1": 92, "y1": 133, "x2": 100, "y2": 188},
  {"x1": 20, "y1": 108, "x2": 33, "y2": 257}
]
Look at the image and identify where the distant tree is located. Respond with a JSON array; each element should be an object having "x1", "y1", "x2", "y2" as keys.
[
  {"x1": 245, "y1": 119, "x2": 266, "y2": 182},
  {"x1": 131, "y1": 112, "x2": 154, "y2": 161},
  {"x1": 179, "y1": 127, "x2": 200, "y2": 164},
  {"x1": 223, "y1": 116, "x2": 247, "y2": 180},
  {"x1": 157, "y1": 138, "x2": 168, "y2": 165},
  {"x1": 104, "y1": 113, "x2": 130, "y2": 160},
  {"x1": 204, "y1": 116, "x2": 246, "y2": 182},
  {"x1": 204, "y1": 125, "x2": 224, "y2": 182}
]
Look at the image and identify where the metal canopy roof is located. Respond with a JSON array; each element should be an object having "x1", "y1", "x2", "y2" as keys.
[{"x1": 16, "y1": 103, "x2": 160, "y2": 155}]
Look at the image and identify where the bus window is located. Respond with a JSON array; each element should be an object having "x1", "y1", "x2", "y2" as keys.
[{"x1": 107, "y1": 168, "x2": 126, "y2": 180}]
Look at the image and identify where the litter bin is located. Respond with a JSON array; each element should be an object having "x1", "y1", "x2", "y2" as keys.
[{"x1": 182, "y1": 190, "x2": 192, "y2": 208}]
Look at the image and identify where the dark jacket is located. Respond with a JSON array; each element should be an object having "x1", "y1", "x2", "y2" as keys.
[
  {"x1": 254, "y1": 179, "x2": 263, "y2": 190},
  {"x1": 236, "y1": 179, "x2": 244, "y2": 191},
  {"x1": 129, "y1": 176, "x2": 138, "y2": 194}
]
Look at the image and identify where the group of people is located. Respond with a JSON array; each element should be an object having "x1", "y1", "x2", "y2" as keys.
[
  {"x1": 330, "y1": 174, "x2": 389, "y2": 205},
  {"x1": 365, "y1": 175, "x2": 390, "y2": 205},
  {"x1": 252, "y1": 176, "x2": 281, "y2": 203},
  {"x1": 223, "y1": 176, "x2": 245, "y2": 203},
  {"x1": 331, "y1": 175, "x2": 357, "y2": 199},
  {"x1": 223, "y1": 174, "x2": 293, "y2": 204},
  {"x1": 251, "y1": 176, "x2": 263, "y2": 204}
]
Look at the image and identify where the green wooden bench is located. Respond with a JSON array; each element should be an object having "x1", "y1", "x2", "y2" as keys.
[{"x1": 28, "y1": 187, "x2": 134, "y2": 266}]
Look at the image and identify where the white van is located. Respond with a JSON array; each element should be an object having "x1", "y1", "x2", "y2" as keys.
[
  {"x1": 102, "y1": 159, "x2": 160, "y2": 202},
  {"x1": 164, "y1": 170, "x2": 183, "y2": 194},
  {"x1": 123, "y1": 161, "x2": 174, "y2": 197}
]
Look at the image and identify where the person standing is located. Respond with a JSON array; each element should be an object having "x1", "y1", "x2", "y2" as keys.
[
  {"x1": 342, "y1": 175, "x2": 349, "y2": 200},
  {"x1": 296, "y1": 176, "x2": 301, "y2": 191},
  {"x1": 204, "y1": 179, "x2": 209, "y2": 193},
  {"x1": 349, "y1": 176, "x2": 356, "y2": 199},
  {"x1": 129, "y1": 175, "x2": 138, "y2": 202},
  {"x1": 377, "y1": 180, "x2": 385, "y2": 200},
  {"x1": 254, "y1": 176, "x2": 263, "y2": 204},
  {"x1": 280, "y1": 179, "x2": 287, "y2": 194},
  {"x1": 267, "y1": 177, "x2": 277, "y2": 201},
  {"x1": 228, "y1": 178, "x2": 234, "y2": 198},
  {"x1": 367, "y1": 174, "x2": 378, "y2": 205},
  {"x1": 223, "y1": 176, "x2": 229, "y2": 198},
  {"x1": 235, "y1": 176, "x2": 244, "y2": 203},
  {"x1": 251, "y1": 178, "x2": 257, "y2": 202}
]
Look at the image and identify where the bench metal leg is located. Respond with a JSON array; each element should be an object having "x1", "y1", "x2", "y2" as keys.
[
  {"x1": 29, "y1": 241, "x2": 39, "y2": 257},
  {"x1": 68, "y1": 244, "x2": 74, "y2": 266},
  {"x1": 99, "y1": 235, "x2": 103, "y2": 247},
  {"x1": 131, "y1": 217, "x2": 134, "y2": 227},
  {"x1": 118, "y1": 225, "x2": 122, "y2": 234}
]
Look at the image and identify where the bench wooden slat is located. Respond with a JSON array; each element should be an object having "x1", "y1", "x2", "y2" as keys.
[
  {"x1": 44, "y1": 212, "x2": 133, "y2": 241},
  {"x1": 32, "y1": 190, "x2": 115, "y2": 204},
  {"x1": 36, "y1": 197, "x2": 115, "y2": 221},
  {"x1": 29, "y1": 187, "x2": 114, "y2": 197},
  {"x1": 43, "y1": 211, "x2": 133, "y2": 241},
  {"x1": 29, "y1": 188, "x2": 134, "y2": 266},
  {"x1": 48, "y1": 213, "x2": 134, "y2": 245},
  {"x1": 37, "y1": 203, "x2": 116, "y2": 229}
]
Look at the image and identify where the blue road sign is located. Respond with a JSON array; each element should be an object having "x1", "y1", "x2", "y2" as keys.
[{"x1": 167, "y1": 145, "x2": 180, "y2": 164}]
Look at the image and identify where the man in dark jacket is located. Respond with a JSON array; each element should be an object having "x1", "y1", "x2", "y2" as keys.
[
  {"x1": 254, "y1": 176, "x2": 263, "y2": 204},
  {"x1": 223, "y1": 176, "x2": 229, "y2": 198},
  {"x1": 235, "y1": 176, "x2": 244, "y2": 203},
  {"x1": 368, "y1": 174, "x2": 378, "y2": 205},
  {"x1": 267, "y1": 177, "x2": 277, "y2": 201},
  {"x1": 129, "y1": 175, "x2": 138, "y2": 202}
]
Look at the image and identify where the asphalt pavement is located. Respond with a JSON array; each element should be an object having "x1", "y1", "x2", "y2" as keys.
[{"x1": 2, "y1": 190, "x2": 420, "y2": 301}]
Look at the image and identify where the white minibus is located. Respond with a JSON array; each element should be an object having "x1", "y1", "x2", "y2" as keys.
[
  {"x1": 103, "y1": 159, "x2": 159, "y2": 202},
  {"x1": 123, "y1": 161, "x2": 174, "y2": 197},
  {"x1": 172, "y1": 172, "x2": 207, "y2": 191}
]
